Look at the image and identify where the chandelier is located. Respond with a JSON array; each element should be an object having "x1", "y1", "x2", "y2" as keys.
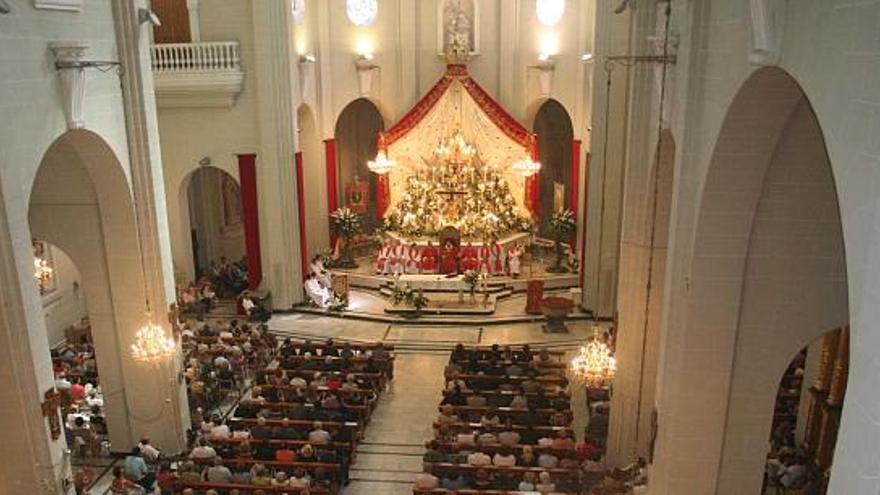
[
  {"x1": 570, "y1": 327, "x2": 617, "y2": 387},
  {"x1": 33, "y1": 256, "x2": 54, "y2": 294},
  {"x1": 131, "y1": 321, "x2": 176, "y2": 362},
  {"x1": 511, "y1": 157, "x2": 541, "y2": 177},
  {"x1": 434, "y1": 129, "x2": 477, "y2": 162},
  {"x1": 367, "y1": 149, "x2": 396, "y2": 175}
]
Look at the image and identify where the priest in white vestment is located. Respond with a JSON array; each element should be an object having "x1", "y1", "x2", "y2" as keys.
[{"x1": 304, "y1": 273, "x2": 332, "y2": 307}]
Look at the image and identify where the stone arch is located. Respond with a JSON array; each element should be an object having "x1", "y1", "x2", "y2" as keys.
[
  {"x1": 650, "y1": 67, "x2": 849, "y2": 494},
  {"x1": 180, "y1": 165, "x2": 245, "y2": 281},
  {"x1": 28, "y1": 129, "x2": 187, "y2": 452},
  {"x1": 532, "y1": 98, "x2": 574, "y2": 236},
  {"x1": 334, "y1": 98, "x2": 385, "y2": 233}
]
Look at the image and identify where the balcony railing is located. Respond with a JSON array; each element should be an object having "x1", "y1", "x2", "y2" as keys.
[
  {"x1": 150, "y1": 41, "x2": 244, "y2": 108},
  {"x1": 151, "y1": 41, "x2": 241, "y2": 73}
]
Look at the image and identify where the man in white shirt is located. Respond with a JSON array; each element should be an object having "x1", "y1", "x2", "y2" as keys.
[
  {"x1": 189, "y1": 439, "x2": 217, "y2": 460},
  {"x1": 467, "y1": 451, "x2": 492, "y2": 466},
  {"x1": 137, "y1": 436, "x2": 161, "y2": 462},
  {"x1": 205, "y1": 457, "x2": 232, "y2": 483}
]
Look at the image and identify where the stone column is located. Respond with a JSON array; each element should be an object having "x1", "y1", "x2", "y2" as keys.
[
  {"x1": 0, "y1": 194, "x2": 69, "y2": 493},
  {"x1": 111, "y1": 0, "x2": 189, "y2": 451}
]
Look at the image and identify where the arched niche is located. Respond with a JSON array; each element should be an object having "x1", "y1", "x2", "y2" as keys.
[
  {"x1": 334, "y1": 98, "x2": 385, "y2": 233},
  {"x1": 32, "y1": 240, "x2": 88, "y2": 347},
  {"x1": 532, "y1": 99, "x2": 574, "y2": 237},
  {"x1": 437, "y1": 0, "x2": 480, "y2": 54},
  {"x1": 181, "y1": 165, "x2": 245, "y2": 285},
  {"x1": 651, "y1": 68, "x2": 849, "y2": 494}
]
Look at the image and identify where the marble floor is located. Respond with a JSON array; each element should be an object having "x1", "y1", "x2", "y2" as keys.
[{"x1": 83, "y1": 314, "x2": 597, "y2": 494}]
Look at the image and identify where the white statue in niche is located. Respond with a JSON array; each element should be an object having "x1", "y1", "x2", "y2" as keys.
[{"x1": 440, "y1": 0, "x2": 478, "y2": 56}]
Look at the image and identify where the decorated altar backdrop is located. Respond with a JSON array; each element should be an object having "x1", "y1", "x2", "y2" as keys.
[{"x1": 381, "y1": 65, "x2": 535, "y2": 220}]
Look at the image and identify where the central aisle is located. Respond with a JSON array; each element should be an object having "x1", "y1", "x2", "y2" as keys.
[{"x1": 344, "y1": 353, "x2": 449, "y2": 495}]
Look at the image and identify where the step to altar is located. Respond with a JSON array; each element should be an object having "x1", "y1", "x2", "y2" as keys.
[{"x1": 384, "y1": 293, "x2": 497, "y2": 316}]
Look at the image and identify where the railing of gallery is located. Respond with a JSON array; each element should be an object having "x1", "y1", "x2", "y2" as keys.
[{"x1": 151, "y1": 41, "x2": 241, "y2": 72}]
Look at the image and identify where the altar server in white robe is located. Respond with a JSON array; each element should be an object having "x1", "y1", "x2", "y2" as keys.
[
  {"x1": 376, "y1": 241, "x2": 390, "y2": 274},
  {"x1": 388, "y1": 241, "x2": 405, "y2": 275},
  {"x1": 508, "y1": 244, "x2": 522, "y2": 278},
  {"x1": 405, "y1": 243, "x2": 422, "y2": 274},
  {"x1": 304, "y1": 273, "x2": 332, "y2": 307}
]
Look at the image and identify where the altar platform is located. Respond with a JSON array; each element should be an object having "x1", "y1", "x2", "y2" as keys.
[{"x1": 383, "y1": 230, "x2": 529, "y2": 248}]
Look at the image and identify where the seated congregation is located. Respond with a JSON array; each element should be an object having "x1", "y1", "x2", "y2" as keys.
[{"x1": 412, "y1": 343, "x2": 635, "y2": 495}]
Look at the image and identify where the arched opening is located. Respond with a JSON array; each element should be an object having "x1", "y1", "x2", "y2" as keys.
[
  {"x1": 182, "y1": 166, "x2": 247, "y2": 297},
  {"x1": 297, "y1": 104, "x2": 329, "y2": 260},
  {"x1": 28, "y1": 129, "x2": 189, "y2": 456},
  {"x1": 335, "y1": 98, "x2": 385, "y2": 234},
  {"x1": 650, "y1": 68, "x2": 849, "y2": 494},
  {"x1": 532, "y1": 99, "x2": 574, "y2": 237},
  {"x1": 28, "y1": 129, "x2": 147, "y2": 452},
  {"x1": 763, "y1": 327, "x2": 848, "y2": 494}
]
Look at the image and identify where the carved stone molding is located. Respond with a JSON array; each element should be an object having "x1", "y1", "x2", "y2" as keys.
[
  {"x1": 748, "y1": 0, "x2": 787, "y2": 66},
  {"x1": 49, "y1": 40, "x2": 90, "y2": 130},
  {"x1": 530, "y1": 58, "x2": 556, "y2": 97},
  {"x1": 354, "y1": 56, "x2": 379, "y2": 96},
  {"x1": 34, "y1": 0, "x2": 82, "y2": 12}
]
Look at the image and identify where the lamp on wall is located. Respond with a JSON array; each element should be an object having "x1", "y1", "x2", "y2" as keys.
[
  {"x1": 137, "y1": 7, "x2": 161, "y2": 27},
  {"x1": 0, "y1": 0, "x2": 10, "y2": 14},
  {"x1": 354, "y1": 53, "x2": 379, "y2": 96}
]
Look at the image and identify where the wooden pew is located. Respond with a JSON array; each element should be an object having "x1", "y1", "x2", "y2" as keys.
[{"x1": 179, "y1": 481, "x2": 329, "y2": 494}]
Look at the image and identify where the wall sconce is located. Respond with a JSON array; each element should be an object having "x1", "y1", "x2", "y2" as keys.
[
  {"x1": 530, "y1": 55, "x2": 556, "y2": 97},
  {"x1": 137, "y1": 7, "x2": 161, "y2": 27},
  {"x1": 581, "y1": 52, "x2": 594, "y2": 62},
  {"x1": 0, "y1": 0, "x2": 10, "y2": 14},
  {"x1": 354, "y1": 53, "x2": 379, "y2": 96}
]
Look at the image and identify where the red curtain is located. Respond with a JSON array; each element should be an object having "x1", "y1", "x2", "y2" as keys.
[
  {"x1": 526, "y1": 140, "x2": 540, "y2": 219},
  {"x1": 295, "y1": 152, "x2": 309, "y2": 283},
  {"x1": 237, "y1": 153, "x2": 262, "y2": 290},
  {"x1": 376, "y1": 173, "x2": 390, "y2": 220},
  {"x1": 324, "y1": 139, "x2": 338, "y2": 246}
]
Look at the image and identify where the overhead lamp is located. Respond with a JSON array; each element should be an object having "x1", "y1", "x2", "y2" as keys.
[
  {"x1": 512, "y1": 158, "x2": 541, "y2": 177},
  {"x1": 131, "y1": 322, "x2": 177, "y2": 363},
  {"x1": 367, "y1": 150, "x2": 395, "y2": 175},
  {"x1": 570, "y1": 327, "x2": 617, "y2": 388},
  {"x1": 299, "y1": 53, "x2": 317, "y2": 64}
]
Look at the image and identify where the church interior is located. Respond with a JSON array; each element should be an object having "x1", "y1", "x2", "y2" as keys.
[{"x1": 0, "y1": 0, "x2": 874, "y2": 494}]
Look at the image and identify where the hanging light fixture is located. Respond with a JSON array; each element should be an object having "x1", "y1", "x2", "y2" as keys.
[
  {"x1": 570, "y1": 327, "x2": 617, "y2": 388},
  {"x1": 131, "y1": 322, "x2": 177, "y2": 362},
  {"x1": 367, "y1": 149, "x2": 396, "y2": 175},
  {"x1": 33, "y1": 255, "x2": 54, "y2": 294},
  {"x1": 512, "y1": 157, "x2": 541, "y2": 177}
]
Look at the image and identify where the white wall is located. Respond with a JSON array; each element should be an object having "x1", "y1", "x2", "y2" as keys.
[
  {"x1": 630, "y1": 0, "x2": 880, "y2": 493},
  {"x1": 159, "y1": 0, "x2": 259, "y2": 283},
  {"x1": 41, "y1": 245, "x2": 88, "y2": 347}
]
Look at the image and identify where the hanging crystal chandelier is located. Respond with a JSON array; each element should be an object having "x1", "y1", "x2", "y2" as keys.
[
  {"x1": 33, "y1": 256, "x2": 54, "y2": 293},
  {"x1": 367, "y1": 149, "x2": 396, "y2": 175},
  {"x1": 570, "y1": 327, "x2": 617, "y2": 388},
  {"x1": 131, "y1": 321, "x2": 176, "y2": 363},
  {"x1": 512, "y1": 157, "x2": 541, "y2": 177}
]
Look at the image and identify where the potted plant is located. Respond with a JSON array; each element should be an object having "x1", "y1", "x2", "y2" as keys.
[
  {"x1": 462, "y1": 270, "x2": 481, "y2": 304},
  {"x1": 330, "y1": 207, "x2": 362, "y2": 268},
  {"x1": 548, "y1": 209, "x2": 576, "y2": 273}
]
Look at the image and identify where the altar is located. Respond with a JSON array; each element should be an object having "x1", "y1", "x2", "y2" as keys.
[{"x1": 384, "y1": 230, "x2": 529, "y2": 249}]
